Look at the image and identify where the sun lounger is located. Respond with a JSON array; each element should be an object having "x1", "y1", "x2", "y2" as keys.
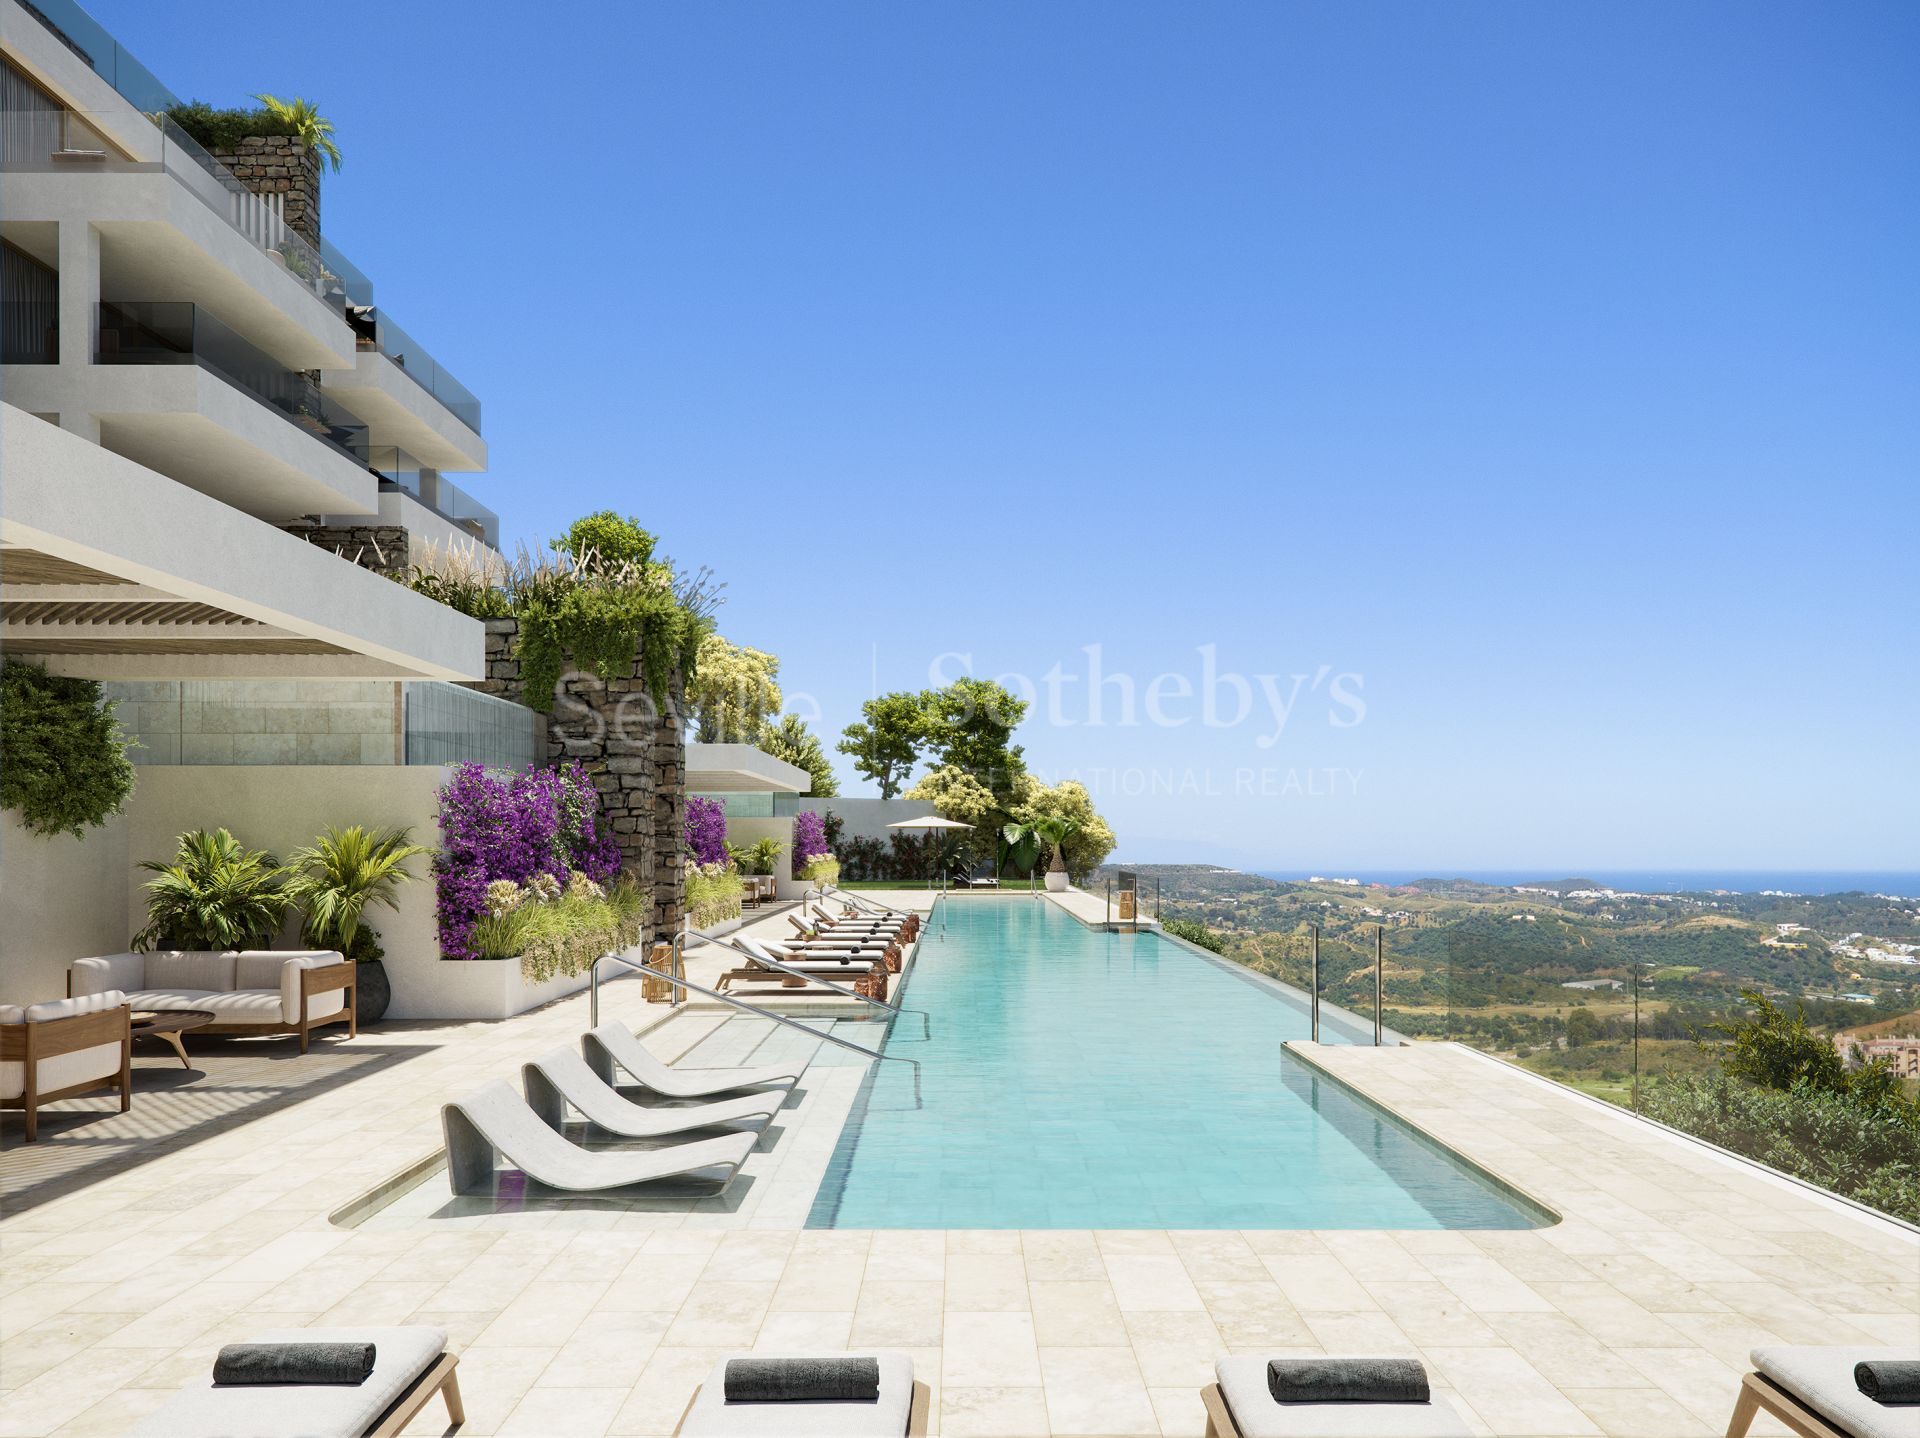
[
  {"x1": 130, "y1": 1326, "x2": 461, "y2": 1438},
  {"x1": 759, "y1": 932, "x2": 906, "y2": 976},
  {"x1": 442, "y1": 1080, "x2": 756, "y2": 1195},
  {"x1": 675, "y1": 1353, "x2": 928, "y2": 1436},
  {"x1": 581, "y1": 1021, "x2": 801, "y2": 1098},
  {"x1": 522, "y1": 1046, "x2": 784, "y2": 1138},
  {"x1": 737, "y1": 937, "x2": 892, "y2": 994},
  {"x1": 1725, "y1": 1346, "x2": 1920, "y2": 1438},
  {"x1": 1202, "y1": 1356, "x2": 1470, "y2": 1437}
]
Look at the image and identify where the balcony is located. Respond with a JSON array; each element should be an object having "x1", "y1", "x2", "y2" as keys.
[
  {"x1": 371, "y1": 446, "x2": 499, "y2": 548},
  {"x1": 95, "y1": 300, "x2": 368, "y2": 465},
  {"x1": 346, "y1": 306, "x2": 482, "y2": 435}
]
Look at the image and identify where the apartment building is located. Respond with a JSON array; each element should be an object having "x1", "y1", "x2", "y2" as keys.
[{"x1": 0, "y1": 0, "x2": 533, "y2": 1014}]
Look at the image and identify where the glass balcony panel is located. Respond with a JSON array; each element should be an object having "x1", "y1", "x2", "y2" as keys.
[
  {"x1": 96, "y1": 301, "x2": 369, "y2": 465},
  {"x1": 403, "y1": 682, "x2": 537, "y2": 770},
  {"x1": 366, "y1": 310, "x2": 483, "y2": 434}
]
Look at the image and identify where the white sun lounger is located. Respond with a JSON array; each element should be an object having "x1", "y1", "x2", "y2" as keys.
[
  {"x1": 675, "y1": 1353, "x2": 927, "y2": 1436},
  {"x1": 130, "y1": 1326, "x2": 461, "y2": 1438},
  {"x1": 523, "y1": 1046, "x2": 783, "y2": 1138},
  {"x1": 582, "y1": 1022, "x2": 802, "y2": 1099},
  {"x1": 742, "y1": 936, "x2": 886, "y2": 967},
  {"x1": 1203, "y1": 1357, "x2": 1471, "y2": 1437},
  {"x1": 1726, "y1": 1346, "x2": 1920, "y2": 1438},
  {"x1": 442, "y1": 1080, "x2": 756, "y2": 1195}
]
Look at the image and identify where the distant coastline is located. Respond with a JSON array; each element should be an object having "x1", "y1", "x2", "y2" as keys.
[{"x1": 1248, "y1": 869, "x2": 1920, "y2": 898}]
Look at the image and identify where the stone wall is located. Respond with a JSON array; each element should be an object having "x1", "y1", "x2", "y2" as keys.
[
  {"x1": 212, "y1": 134, "x2": 321, "y2": 246},
  {"x1": 281, "y1": 523, "x2": 411, "y2": 576},
  {"x1": 472, "y1": 618, "x2": 687, "y2": 937}
]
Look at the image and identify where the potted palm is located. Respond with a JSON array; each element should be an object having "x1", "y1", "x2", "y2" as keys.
[
  {"x1": 1033, "y1": 816, "x2": 1080, "y2": 892},
  {"x1": 282, "y1": 825, "x2": 428, "y2": 1024},
  {"x1": 132, "y1": 828, "x2": 288, "y2": 949}
]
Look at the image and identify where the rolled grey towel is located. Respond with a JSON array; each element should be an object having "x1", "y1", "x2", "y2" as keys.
[
  {"x1": 212, "y1": 1342, "x2": 375, "y2": 1386},
  {"x1": 1857, "y1": 1360, "x2": 1920, "y2": 1404},
  {"x1": 723, "y1": 1357, "x2": 881, "y2": 1403},
  {"x1": 1268, "y1": 1357, "x2": 1431, "y2": 1405}
]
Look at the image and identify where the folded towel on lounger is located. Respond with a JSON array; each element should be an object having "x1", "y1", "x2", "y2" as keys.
[
  {"x1": 1857, "y1": 1360, "x2": 1920, "y2": 1404},
  {"x1": 212, "y1": 1342, "x2": 375, "y2": 1386},
  {"x1": 1267, "y1": 1357, "x2": 1430, "y2": 1405},
  {"x1": 724, "y1": 1357, "x2": 880, "y2": 1403}
]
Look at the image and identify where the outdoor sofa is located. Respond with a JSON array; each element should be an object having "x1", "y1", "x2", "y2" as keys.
[
  {"x1": 70, "y1": 949, "x2": 355, "y2": 1053},
  {"x1": 0, "y1": 991, "x2": 131, "y2": 1142}
]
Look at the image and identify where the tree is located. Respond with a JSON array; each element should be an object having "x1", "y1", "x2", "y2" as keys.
[
  {"x1": 838, "y1": 692, "x2": 928, "y2": 798},
  {"x1": 756, "y1": 714, "x2": 838, "y2": 797},
  {"x1": 686, "y1": 634, "x2": 782, "y2": 742},
  {"x1": 1011, "y1": 776, "x2": 1115, "y2": 883},
  {"x1": 553, "y1": 511, "x2": 657, "y2": 572},
  {"x1": 904, "y1": 765, "x2": 999, "y2": 827},
  {"x1": 923, "y1": 678, "x2": 1027, "y2": 791},
  {"x1": 1714, "y1": 990, "x2": 1848, "y2": 1095},
  {"x1": 1564, "y1": 1007, "x2": 1603, "y2": 1048}
]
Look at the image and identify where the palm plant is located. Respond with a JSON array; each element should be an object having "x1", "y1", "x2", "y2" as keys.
[
  {"x1": 998, "y1": 822, "x2": 1043, "y2": 879},
  {"x1": 133, "y1": 828, "x2": 288, "y2": 951},
  {"x1": 253, "y1": 94, "x2": 342, "y2": 172},
  {"x1": 282, "y1": 825, "x2": 428, "y2": 959},
  {"x1": 1032, "y1": 815, "x2": 1081, "y2": 879}
]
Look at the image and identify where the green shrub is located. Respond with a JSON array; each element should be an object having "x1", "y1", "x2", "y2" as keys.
[
  {"x1": 1639, "y1": 1071, "x2": 1920, "y2": 1224},
  {"x1": 133, "y1": 828, "x2": 288, "y2": 951},
  {"x1": 281, "y1": 825, "x2": 426, "y2": 957},
  {"x1": 686, "y1": 863, "x2": 745, "y2": 929},
  {"x1": 470, "y1": 879, "x2": 650, "y2": 981},
  {"x1": 161, "y1": 100, "x2": 297, "y2": 151},
  {"x1": 0, "y1": 661, "x2": 137, "y2": 839},
  {"x1": 1162, "y1": 917, "x2": 1226, "y2": 954}
]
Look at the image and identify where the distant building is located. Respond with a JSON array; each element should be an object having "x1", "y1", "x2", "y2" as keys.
[
  {"x1": 1563, "y1": 978, "x2": 1623, "y2": 991},
  {"x1": 1840, "y1": 1036, "x2": 1920, "y2": 1077}
]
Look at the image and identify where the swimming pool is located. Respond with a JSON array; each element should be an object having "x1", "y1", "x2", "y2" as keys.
[{"x1": 808, "y1": 898, "x2": 1551, "y2": 1229}]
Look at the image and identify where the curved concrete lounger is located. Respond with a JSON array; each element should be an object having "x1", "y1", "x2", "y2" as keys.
[
  {"x1": 442, "y1": 1080, "x2": 756, "y2": 1196},
  {"x1": 582, "y1": 1022, "x2": 803, "y2": 1099},
  {"x1": 524, "y1": 1047, "x2": 783, "y2": 1138}
]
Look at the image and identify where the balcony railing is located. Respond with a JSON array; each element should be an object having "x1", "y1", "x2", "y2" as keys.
[
  {"x1": 16, "y1": 0, "x2": 176, "y2": 114},
  {"x1": 370, "y1": 446, "x2": 499, "y2": 548},
  {"x1": 96, "y1": 301, "x2": 369, "y2": 466},
  {"x1": 356, "y1": 310, "x2": 483, "y2": 435}
]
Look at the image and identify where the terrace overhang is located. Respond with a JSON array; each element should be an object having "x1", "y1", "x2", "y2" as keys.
[
  {"x1": 686, "y1": 743, "x2": 811, "y2": 794},
  {"x1": 1, "y1": 404, "x2": 483, "y2": 680}
]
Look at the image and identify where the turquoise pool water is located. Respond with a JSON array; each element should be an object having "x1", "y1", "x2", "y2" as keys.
[{"x1": 808, "y1": 898, "x2": 1550, "y2": 1229}]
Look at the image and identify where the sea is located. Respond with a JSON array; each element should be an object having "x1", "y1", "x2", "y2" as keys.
[{"x1": 1250, "y1": 870, "x2": 1920, "y2": 899}]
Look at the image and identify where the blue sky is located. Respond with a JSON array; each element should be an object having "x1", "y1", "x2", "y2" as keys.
[{"x1": 101, "y1": 1, "x2": 1917, "y2": 871}]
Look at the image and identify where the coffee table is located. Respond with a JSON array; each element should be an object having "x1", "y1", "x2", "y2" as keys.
[{"x1": 130, "y1": 1009, "x2": 215, "y2": 1068}]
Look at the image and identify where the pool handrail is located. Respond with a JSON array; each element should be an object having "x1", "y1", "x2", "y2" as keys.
[
  {"x1": 587, "y1": 950, "x2": 922, "y2": 1105},
  {"x1": 691, "y1": 931, "x2": 931, "y2": 1040}
]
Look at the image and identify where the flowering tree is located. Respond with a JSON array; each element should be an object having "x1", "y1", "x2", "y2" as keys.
[
  {"x1": 684, "y1": 795, "x2": 729, "y2": 868},
  {"x1": 435, "y1": 761, "x2": 622, "y2": 960},
  {"x1": 792, "y1": 808, "x2": 830, "y2": 865}
]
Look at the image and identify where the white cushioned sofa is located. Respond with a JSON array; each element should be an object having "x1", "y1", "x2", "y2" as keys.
[
  {"x1": 70, "y1": 950, "x2": 356, "y2": 1053},
  {"x1": 1, "y1": 990, "x2": 132, "y2": 1141}
]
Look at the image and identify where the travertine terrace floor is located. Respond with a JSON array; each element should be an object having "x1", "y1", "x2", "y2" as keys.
[{"x1": 2, "y1": 891, "x2": 1913, "y2": 1436}]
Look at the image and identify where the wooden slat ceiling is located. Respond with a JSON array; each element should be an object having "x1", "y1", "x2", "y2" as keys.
[
  {"x1": 0, "y1": 549, "x2": 134, "y2": 586},
  {"x1": 0, "y1": 638, "x2": 348, "y2": 656},
  {"x1": 2, "y1": 600, "x2": 261, "y2": 626}
]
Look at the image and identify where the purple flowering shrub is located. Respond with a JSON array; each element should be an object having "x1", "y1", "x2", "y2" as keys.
[
  {"x1": 792, "y1": 807, "x2": 831, "y2": 864},
  {"x1": 684, "y1": 795, "x2": 728, "y2": 868},
  {"x1": 436, "y1": 761, "x2": 624, "y2": 960}
]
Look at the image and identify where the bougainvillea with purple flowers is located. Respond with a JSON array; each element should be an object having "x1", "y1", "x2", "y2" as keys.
[
  {"x1": 684, "y1": 795, "x2": 728, "y2": 868},
  {"x1": 792, "y1": 808, "x2": 830, "y2": 864},
  {"x1": 436, "y1": 761, "x2": 623, "y2": 960}
]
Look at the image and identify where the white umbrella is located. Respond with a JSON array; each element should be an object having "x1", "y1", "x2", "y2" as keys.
[{"x1": 888, "y1": 816, "x2": 973, "y2": 889}]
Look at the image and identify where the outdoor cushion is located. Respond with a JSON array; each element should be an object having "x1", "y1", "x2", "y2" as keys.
[
  {"x1": 235, "y1": 950, "x2": 347, "y2": 1022},
  {"x1": 196, "y1": 990, "x2": 290, "y2": 1023},
  {"x1": 123, "y1": 989, "x2": 221, "y2": 1013},
  {"x1": 68, "y1": 952, "x2": 144, "y2": 999},
  {"x1": 1215, "y1": 1357, "x2": 1472, "y2": 1438},
  {"x1": 1752, "y1": 1346, "x2": 1920, "y2": 1438},
  {"x1": 130, "y1": 1325, "x2": 446, "y2": 1438},
  {"x1": 0, "y1": 991, "x2": 126, "y2": 1102},
  {"x1": 680, "y1": 1353, "x2": 914, "y2": 1436},
  {"x1": 144, "y1": 951, "x2": 238, "y2": 993}
]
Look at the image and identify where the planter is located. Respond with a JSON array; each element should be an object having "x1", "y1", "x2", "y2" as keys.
[
  {"x1": 1045, "y1": 870, "x2": 1070, "y2": 892},
  {"x1": 354, "y1": 959, "x2": 392, "y2": 1023}
]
